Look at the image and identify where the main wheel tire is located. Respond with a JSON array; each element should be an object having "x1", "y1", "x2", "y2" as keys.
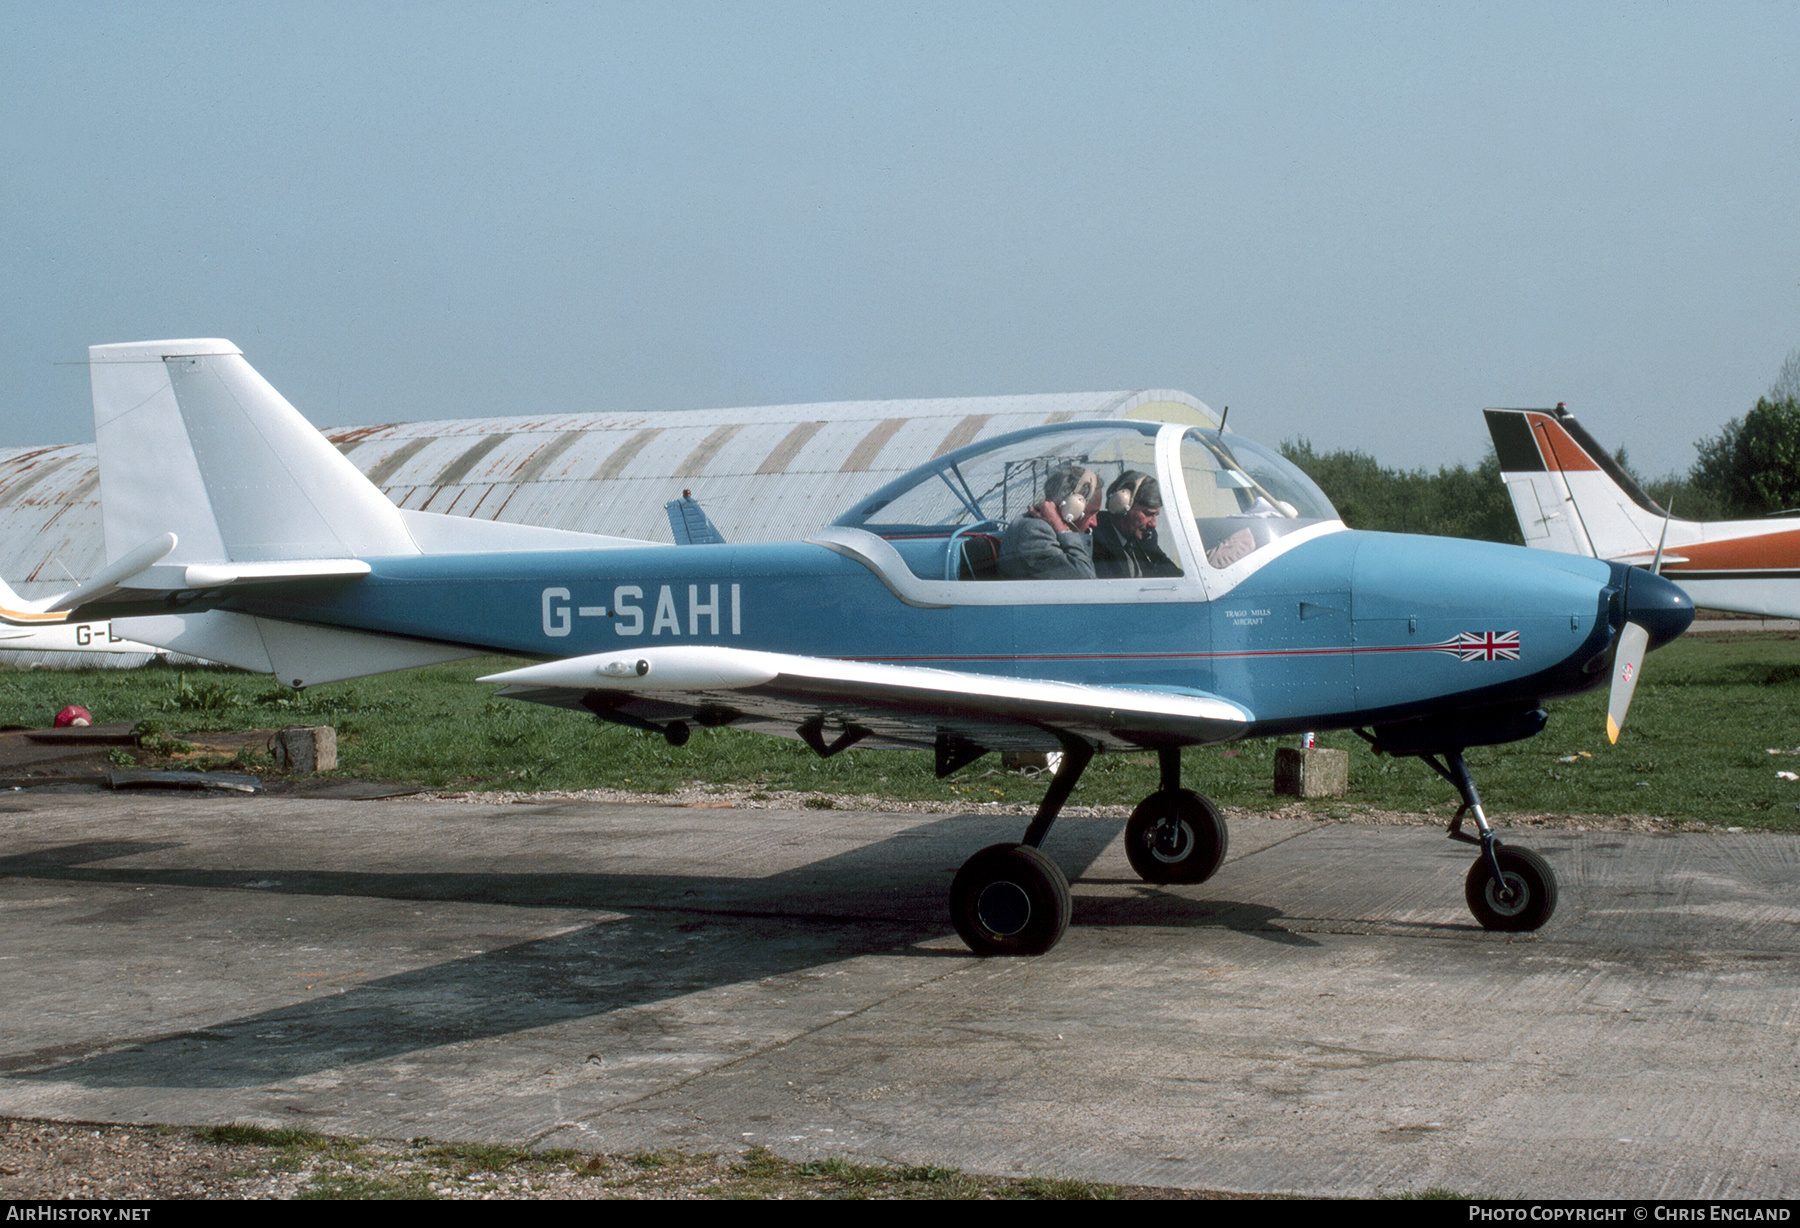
[
  {"x1": 1465, "y1": 846, "x2": 1558, "y2": 932},
  {"x1": 1124, "y1": 789, "x2": 1229, "y2": 884},
  {"x1": 950, "y1": 843, "x2": 1072, "y2": 956}
]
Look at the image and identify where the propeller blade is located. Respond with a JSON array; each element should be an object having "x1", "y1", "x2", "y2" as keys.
[{"x1": 1606, "y1": 621, "x2": 1650, "y2": 744}]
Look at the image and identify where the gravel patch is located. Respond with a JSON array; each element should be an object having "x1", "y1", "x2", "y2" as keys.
[{"x1": 0, "y1": 1118, "x2": 1211, "y2": 1200}]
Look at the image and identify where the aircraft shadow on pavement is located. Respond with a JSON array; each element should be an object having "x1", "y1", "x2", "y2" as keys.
[{"x1": 1, "y1": 811, "x2": 1317, "y2": 1089}]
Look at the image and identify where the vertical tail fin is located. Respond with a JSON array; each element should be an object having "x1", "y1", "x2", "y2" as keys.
[
  {"x1": 1484, "y1": 407, "x2": 1678, "y2": 562},
  {"x1": 86, "y1": 340, "x2": 433, "y2": 686},
  {"x1": 89, "y1": 340, "x2": 419, "y2": 566},
  {"x1": 81, "y1": 339, "x2": 634, "y2": 688}
]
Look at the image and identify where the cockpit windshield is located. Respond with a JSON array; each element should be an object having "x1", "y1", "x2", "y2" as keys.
[
  {"x1": 1181, "y1": 428, "x2": 1338, "y2": 568},
  {"x1": 831, "y1": 420, "x2": 1341, "y2": 584},
  {"x1": 837, "y1": 424, "x2": 1161, "y2": 534},
  {"x1": 834, "y1": 422, "x2": 1165, "y2": 581}
]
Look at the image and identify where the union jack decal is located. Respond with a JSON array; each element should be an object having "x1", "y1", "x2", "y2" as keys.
[{"x1": 1432, "y1": 630, "x2": 1521, "y2": 662}]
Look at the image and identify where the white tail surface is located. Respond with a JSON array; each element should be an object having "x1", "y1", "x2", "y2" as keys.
[
  {"x1": 1484, "y1": 406, "x2": 1800, "y2": 619},
  {"x1": 116, "y1": 610, "x2": 480, "y2": 687},
  {"x1": 1485, "y1": 408, "x2": 1679, "y2": 561},
  {"x1": 90, "y1": 340, "x2": 419, "y2": 565},
  {"x1": 86, "y1": 339, "x2": 642, "y2": 686}
]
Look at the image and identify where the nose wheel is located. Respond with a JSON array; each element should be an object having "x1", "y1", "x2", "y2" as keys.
[
  {"x1": 1465, "y1": 845, "x2": 1557, "y2": 932},
  {"x1": 1416, "y1": 747, "x2": 1560, "y2": 932}
]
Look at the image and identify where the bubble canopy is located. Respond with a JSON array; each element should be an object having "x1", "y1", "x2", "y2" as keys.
[{"x1": 832, "y1": 420, "x2": 1340, "y2": 577}]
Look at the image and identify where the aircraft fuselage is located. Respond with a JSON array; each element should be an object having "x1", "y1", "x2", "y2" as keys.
[{"x1": 220, "y1": 527, "x2": 1651, "y2": 742}]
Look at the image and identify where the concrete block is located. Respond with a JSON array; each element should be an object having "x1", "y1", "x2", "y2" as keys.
[
  {"x1": 272, "y1": 726, "x2": 337, "y2": 774},
  {"x1": 1273, "y1": 746, "x2": 1348, "y2": 798},
  {"x1": 1001, "y1": 750, "x2": 1062, "y2": 773}
]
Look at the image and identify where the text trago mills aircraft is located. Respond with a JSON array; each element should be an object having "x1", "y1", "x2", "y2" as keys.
[
  {"x1": 42, "y1": 340, "x2": 1693, "y2": 956},
  {"x1": 1488, "y1": 405, "x2": 1800, "y2": 620}
]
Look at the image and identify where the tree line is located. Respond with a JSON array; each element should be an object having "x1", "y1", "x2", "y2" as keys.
[
  {"x1": 1277, "y1": 440, "x2": 1524, "y2": 544},
  {"x1": 1282, "y1": 347, "x2": 1800, "y2": 539}
]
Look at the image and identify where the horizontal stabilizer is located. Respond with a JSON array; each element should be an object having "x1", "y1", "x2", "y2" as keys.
[
  {"x1": 59, "y1": 542, "x2": 376, "y2": 612},
  {"x1": 177, "y1": 559, "x2": 372, "y2": 587},
  {"x1": 53, "y1": 533, "x2": 179, "y2": 609}
]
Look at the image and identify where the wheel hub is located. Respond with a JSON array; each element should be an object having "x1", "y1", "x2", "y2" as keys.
[
  {"x1": 1152, "y1": 819, "x2": 1194, "y2": 861},
  {"x1": 1486, "y1": 873, "x2": 1529, "y2": 916},
  {"x1": 974, "y1": 880, "x2": 1032, "y2": 936}
]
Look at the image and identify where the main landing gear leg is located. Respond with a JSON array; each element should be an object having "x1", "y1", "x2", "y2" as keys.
[
  {"x1": 1420, "y1": 749, "x2": 1558, "y2": 932},
  {"x1": 949, "y1": 741, "x2": 1092, "y2": 957},
  {"x1": 1123, "y1": 746, "x2": 1230, "y2": 885}
]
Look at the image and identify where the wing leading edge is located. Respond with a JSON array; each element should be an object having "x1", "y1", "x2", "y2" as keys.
[{"x1": 482, "y1": 646, "x2": 1254, "y2": 755}]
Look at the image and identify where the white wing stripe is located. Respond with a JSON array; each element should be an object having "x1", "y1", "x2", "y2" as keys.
[{"x1": 481, "y1": 645, "x2": 1253, "y2": 728}]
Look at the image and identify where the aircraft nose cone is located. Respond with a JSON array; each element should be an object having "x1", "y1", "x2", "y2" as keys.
[{"x1": 1624, "y1": 567, "x2": 1694, "y2": 650}]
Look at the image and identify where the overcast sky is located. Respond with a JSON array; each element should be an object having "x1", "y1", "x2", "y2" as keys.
[{"x1": 4, "y1": 1, "x2": 1796, "y2": 480}]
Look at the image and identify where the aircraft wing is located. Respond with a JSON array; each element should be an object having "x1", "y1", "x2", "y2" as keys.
[{"x1": 482, "y1": 646, "x2": 1254, "y2": 756}]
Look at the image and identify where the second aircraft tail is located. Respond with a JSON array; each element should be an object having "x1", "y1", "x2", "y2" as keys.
[{"x1": 1484, "y1": 406, "x2": 1679, "y2": 564}]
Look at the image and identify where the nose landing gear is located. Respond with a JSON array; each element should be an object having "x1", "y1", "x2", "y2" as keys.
[
  {"x1": 1465, "y1": 844, "x2": 1557, "y2": 931},
  {"x1": 1422, "y1": 748, "x2": 1559, "y2": 932}
]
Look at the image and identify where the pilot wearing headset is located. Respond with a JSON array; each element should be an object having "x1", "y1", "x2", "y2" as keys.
[
  {"x1": 998, "y1": 465, "x2": 1100, "y2": 580},
  {"x1": 1092, "y1": 471, "x2": 1182, "y2": 579}
]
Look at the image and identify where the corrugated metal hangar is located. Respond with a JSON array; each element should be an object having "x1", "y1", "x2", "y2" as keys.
[{"x1": 0, "y1": 389, "x2": 1214, "y2": 601}]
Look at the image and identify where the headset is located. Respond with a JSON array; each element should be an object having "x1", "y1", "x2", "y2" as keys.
[
  {"x1": 1051, "y1": 467, "x2": 1100, "y2": 525},
  {"x1": 1106, "y1": 471, "x2": 1156, "y2": 515}
]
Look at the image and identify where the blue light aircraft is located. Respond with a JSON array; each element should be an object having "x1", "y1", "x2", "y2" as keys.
[{"x1": 49, "y1": 340, "x2": 1694, "y2": 956}]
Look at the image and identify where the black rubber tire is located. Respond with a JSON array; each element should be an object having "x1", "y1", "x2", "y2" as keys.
[
  {"x1": 949, "y1": 843, "x2": 1072, "y2": 956},
  {"x1": 1124, "y1": 789, "x2": 1230, "y2": 884},
  {"x1": 1465, "y1": 846, "x2": 1558, "y2": 932}
]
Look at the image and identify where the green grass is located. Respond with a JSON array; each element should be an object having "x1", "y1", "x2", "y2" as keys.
[
  {"x1": 191, "y1": 1121, "x2": 366, "y2": 1176},
  {"x1": 7, "y1": 630, "x2": 1800, "y2": 829},
  {"x1": 193, "y1": 1122, "x2": 336, "y2": 1150}
]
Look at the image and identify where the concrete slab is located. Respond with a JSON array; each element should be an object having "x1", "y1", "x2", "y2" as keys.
[{"x1": 0, "y1": 790, "x2": 1795, "y2": 1198}]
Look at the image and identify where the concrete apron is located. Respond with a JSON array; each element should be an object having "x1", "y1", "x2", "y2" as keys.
[{"x1": 0, "y1": 790, "x2": 1795, "y2": 1199}]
